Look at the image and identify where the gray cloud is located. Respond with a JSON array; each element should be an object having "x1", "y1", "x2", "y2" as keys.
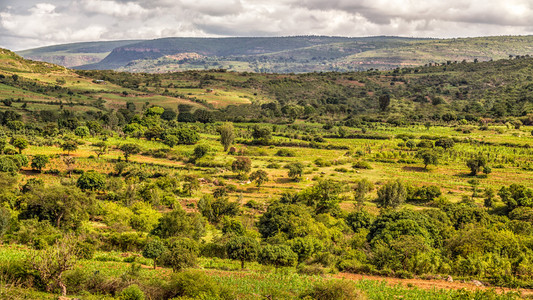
[{"x1": 0, "y1": 0, "x2": 532, "y2": 50}]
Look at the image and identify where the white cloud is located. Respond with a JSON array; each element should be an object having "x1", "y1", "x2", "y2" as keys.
[
  {"x1": 81, "y1": 0, "x2": 147, "y2": 17},
  {"x1": 0, "y1": 0, "x2": 532, "y2": 50}
]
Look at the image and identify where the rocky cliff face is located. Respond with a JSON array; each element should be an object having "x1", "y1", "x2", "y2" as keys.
[{"x1": 25, "y1": 55, "x2": 104, "y2": 68}]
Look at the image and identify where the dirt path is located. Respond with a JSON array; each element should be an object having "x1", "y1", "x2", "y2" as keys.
[{"x1": 335, "y1": 273, "x2": 533, "y2": 296}]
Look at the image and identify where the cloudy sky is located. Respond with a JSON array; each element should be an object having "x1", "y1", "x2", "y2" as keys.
[{"x1": 1, "y1": 0, "x2": 532, "y2": 50}]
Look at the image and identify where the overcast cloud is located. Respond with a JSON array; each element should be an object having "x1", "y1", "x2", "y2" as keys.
[{"x1": 0, "y1": 0, "x2": 532, "y2": 50}]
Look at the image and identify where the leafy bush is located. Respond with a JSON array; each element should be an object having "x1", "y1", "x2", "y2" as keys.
[
  {"x1": 302, "y1": 280, "x2": 365, "y2": 300},
  {"x1": 119, "y1": 284, "x2": 145, "y2": 300}
]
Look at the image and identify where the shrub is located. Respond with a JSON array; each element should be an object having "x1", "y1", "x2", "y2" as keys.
[
  {"x1": 302, "y1": 280, "x2": 365, "y2": 300},
  {"x1": 376, "y1": 180, "x2": 407, "y2": 209},
  {"x1": 119, "y1": 284, "x2": 145, "y2": 300},
  {"x1": 165, "y1": 270, "x2": 235, "y2": 299},
  {"x1": 275, "y1": 149, "x2": 296, "y2": 157},
  {"x1": 352, "y1": 161, "x2": 372, "y2": 170},
  {"x1": 226, "y1": 236, "x2": 260, "y2": 269},
  {"x1": 77, "y1": 171, "x2": 106, "y2": 191}
]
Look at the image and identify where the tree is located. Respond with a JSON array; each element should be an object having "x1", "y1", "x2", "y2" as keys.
[
  {"x1": 142, "y1": 238, "x2": 167, "y2": 269},
  {"x1": 376, "y1": 180, "x2": 407, "y2": 209},
  {"x1": 435, "y1": 138, "x2": 455, "y2": 150},
  {"x1": 182, "y1": 175, "x2": 200, "y2": 196},
  {"x1": 31, "y1": 154, "x2": 49, "y2": 173},
  {"x1": 193, "y1": 109, "x2": 214, "y2": 123},
  {"x1": 416, "y1": 150, "x2": 439, "y2": 169},
  {"x1": 20, "y1": 186, "x2": 92, "y2": 229},
  {"x1": 252, "y1": 125, "x2": 272, "y2": 145},
  {"x1": 466, "y1": 155, "x2": 487, "y2": 176},
  {"x1": 29, "y1": 236, "x2": 79, "y2": 296},
  {"x1": 259, "y1": 244, "x2": 298, "y2": 268},
  {"x1": 193, "y1": 144, "x2": 210, "y2": 159},
  {"x1": 161, "y1": 108, "x2": 177, "y2": 121},
  {"x1": 353, "y1": 178, "x2": 374, "y2": 206},
  {"x1": 60, "y1": 140, "x2": 78, "y2": 155},
  {"x1": 197, "y1": 195, "x2": 239, "y2": 223},
  {"x1": 250, "y1": 169, "x2": 268, "y2": 188},
  {"x1": 11, "y1": 137, "x2": 28, "y2": 154},
  {"x1": 218, "y1": 123, "x2": 235, "y2": 152},
  {"x1": 62, "y1": 156, "x2": 75, "y2": 178},
  {"x1": 226, "y1": 236, "x2": 260, "y2": 269},
  {"x1": 301, "y1": 180, "x2": 343, "y2": 215},
  {"x1": 287, "y1": 162, "x2": 304, "y2": 181},
  {"x1": 92, "y1": 141, "x2": 108, "y2": 159},
  {"x1": 151, "y1": 208, "x2": 205, "y2": 240},
  {"x1": 74, "y1": 126, "x2": 90, "y2": 138},
  {"x1": 119, "y1": 143, "x2": 141, "y2": 162},
  {"x1": 232, "y1": 157, "x2": 252, "y2": 179},
  {"x1": 76, "y1": 171, "x2": 106, "y2": 191},
  {"x1": 379, "y1": 94, "x2": 391, "y2": 111},
  {"x1": 161, "y1": 238, "x2": 198, "y2": 272}
]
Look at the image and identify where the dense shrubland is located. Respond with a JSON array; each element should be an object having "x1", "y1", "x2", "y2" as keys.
[{"x1": 0, "y1": 51, "x2": 531, "y2": 298}]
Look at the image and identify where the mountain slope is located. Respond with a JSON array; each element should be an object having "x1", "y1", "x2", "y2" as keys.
[
  {"x1": 17, "y1": 40, "x2": 144, "y2": 68},
  {"x1": 18, "y1": 35, "x2": 533, "y2": 73}
]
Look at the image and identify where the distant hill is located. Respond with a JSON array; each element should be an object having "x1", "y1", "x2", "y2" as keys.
[
  {"x1": 17, "y1": 40, "x2": 144, "y2": 68},
  {"x1": 16, "y1": 35, "x2": 533, "y2": 73}
]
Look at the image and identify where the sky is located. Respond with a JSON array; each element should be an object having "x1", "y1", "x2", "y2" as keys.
[{"x1": 0, "y1": 0, "x2": 532, "y2": 51}]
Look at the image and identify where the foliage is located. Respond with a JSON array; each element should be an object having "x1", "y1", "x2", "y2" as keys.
[
  {"x1": 197, "y1": 195, "x2": 240, "y2": 223},
  {"x1": 28, "y1": 236, "x2": 79, "y2": 296},
  {"x1": 226, "y1": 236, "x2": 260, "y2": 269},
  {"x1": 218, "y1": 123, "x2": 235, "y2": 151},
  {"x1": 151, "y1": 208, "x2": 205, "y2": 240},
  {"x1": 376, "y1": 180, "x2": 407, "y2": 209},
  {"x1": 259, "y1": 244, "x2": 298, "y2": 268},
  {"x1": 250, "y1": 169, "x2": 269, "y2": 187},
  {"x1": 76, "y1": 171, "x2": 106, "y2": 191},
  {"x1": 119, "y1": 143, "x2": 141, "y2": 162}
]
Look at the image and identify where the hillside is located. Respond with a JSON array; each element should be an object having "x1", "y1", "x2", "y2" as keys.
[
  {"x1": 0, "y1": 47, "x2": 533, "y2": 300},
  {"x1": 17, "y1": 35, "x2": 533, "y2": 73},
  {"x1": 17, "y1": 40, "x2": 144, "y2": 68}
]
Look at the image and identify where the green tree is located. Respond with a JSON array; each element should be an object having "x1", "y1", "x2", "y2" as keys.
[
  {"x1": 376, "y1": 180, "x2": 407, "y2": 209},
  {"x1": 142, "y1": 238, "x2": 167, "y2": 269},
  {"x1": 11, "y1": 137, "x2": 28, "y2": 154},
  {"x1": 193, "y1": 144, "x2": 210, "y2": 159},
  {"x1": 250, "y1": 169, "x2": 269, "y2": 188},
  {"x1": 466, "y1": 155, "x2": 487, "y2": 176},
  {"x1": 435, "y1": 138, "x2": 455, "y2": 149},
  {"x1": 151, "y1": 208, "x2": 205, "y2": 240},
  {"x1": 259, "y1": 244, "x2": 298, "y2": 268},
  {"x1": 287, "y1": 162, "x2": 304, "y2": 181},
  {"x1": 252, "y1": 125, "x2": 272, "y2": 145},
  {"x1": 161, "y1": 238, "x2": 199, "y2": 272},
  {"x1": 416, "y1": 150, "x2": 439, "y2": 169},
  {"x1": 301, "y1": 180, "x2": 343, "y2": 215},
  {"x1": 29, "y1": 236, "x2": 79, "y2": 296},
  {"x1": 232, "y1": 157, "x2": 252, "y2": 179},
  {"x1": 378, "y1": 94, "x2": 391, "y2": 111},
  {"x1": 353, "y1": 179, "x2": 374, "y2": 206},
  {"x1": 197, "y1": 195, "x2": 239, "y2": 223},
  {"x1": 20, "y1": 186, "x2": 92, "y2": 229},
  {"x1": 74, "y1": 126, "x2": 90, "y2": 138},
  {"x1": 76, "y1": 171, "x2": 106, "y2": 191},
  {"x1": 60, "y1": 140, "x2": 78, "y2": 155},
  {"x1": 62, "y1": 156, "x2": 75, "y2": 177},
  {"x1": 92, "y1": 141, "x2": 108, "y2": 159},
  {"x1": 226, "y1": 236, "x2": 260, "y2": 269},
  {"x1": 182, "y1": 175, "x2": 200, "y2": 196},
  {"x1": 119, "y1": 143, "x2": 141, "y2": 162},
  {"x1": 218, "y1": 123, "x2": 235, "y2": 152},
  {"x1": 31, "y1": 154, "x2": 49, "y2": 173}
]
